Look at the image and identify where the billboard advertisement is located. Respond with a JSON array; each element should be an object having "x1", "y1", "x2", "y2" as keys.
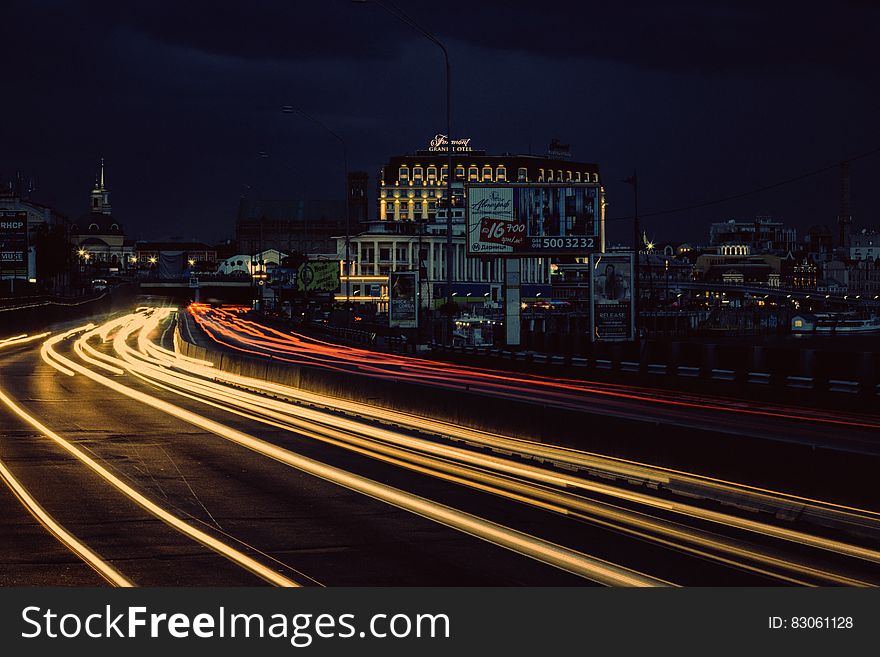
[
  {"x1": 295, "y1": 260, "x2": 340, "y2": 293},
  {"x1": 467, "y1": 184, "x2": 599, "y2": 256},
  {"x1": 590, "y1": 253, "x2": 635, "y2": 342},
  {"x1": 0, "y1": 211, "x2": 28, "y2": 278},
  {"x1": 389, "y1": 271, "x2": 418, "y2": 329}
]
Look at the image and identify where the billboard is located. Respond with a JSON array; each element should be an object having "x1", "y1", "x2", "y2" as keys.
[
  {"x1": 467, "y1": 184, "x2": 599, "y2": 256},
  {"x1": 295, "y1": 260, "x2": 340, "y2": 293},
  {"x1": 0, "y1": 211, "x2": 28, "y2": 278},
  {"x1": 389, "y1": 271, "x2": 418, "y2": 329},
  {"x1": 590, "y1": 253, "x2": 635, "y2": 342}
]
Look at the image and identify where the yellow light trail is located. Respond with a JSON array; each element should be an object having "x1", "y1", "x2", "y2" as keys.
[
  {"x1": 85, "y1": 309, "x2": 878, "y2": 585},
  {"x1": 55, "y1": 313, "x2": 669, "y2": 587},
  {"x1": 0, "y1": 389, "x2": 132, "y2": 587},
  {"x1": 27, "y1": 326, "x2": 305, "y2": 588},
  {"x1": 115, "y1": 316, "x2": 876, "y2": 585},
  {"x1": 155, "y1": 315, "x2": 880, "y2": 569}
]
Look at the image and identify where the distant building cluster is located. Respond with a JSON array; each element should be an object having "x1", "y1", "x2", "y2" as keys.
[{"x1": 2, "y1": 145, "x2": 876, "y2": 318}]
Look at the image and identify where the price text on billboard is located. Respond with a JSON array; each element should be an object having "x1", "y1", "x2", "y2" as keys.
[{"x1": 467, "y1": 184, "x2": 599, "y2": 256}]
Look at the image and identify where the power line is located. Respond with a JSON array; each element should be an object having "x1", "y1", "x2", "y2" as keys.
[{"x1": 605, "y1": 144, "x2": 880, "y2": 223}]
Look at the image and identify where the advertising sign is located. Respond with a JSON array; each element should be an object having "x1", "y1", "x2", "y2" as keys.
[
  {"x1": 295, "y1": 260, "x2": 340, "y2": 293},
  {"x1": 467, "y1": 184, "x2": 599, "y2": 256},
  {"x1": 389, "y1": 271, "x2": 418, "y2": 329},
  {"x1": 590, "y1": 253, "x2": 635, "y2": 342},
  {"x1": 427, "y1": 134, "x2": 474, "y2": 153},
  {"x1": 0, "y1": 211, "x2": 28, "y2": 278}
]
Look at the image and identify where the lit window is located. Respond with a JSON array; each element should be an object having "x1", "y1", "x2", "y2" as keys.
[
  {"x1": 575, "y1": 172, "x2": 581, "y2": 182},
  {"x1": 413, "y1": 166, "x2": 423, "y2": 181},
  {"x1": 468, "y1": 166, "x2": 478, "y2": 181},
  {"x1": 482, "y1": 165, "x2": 492, "y2": 181},
  {"x1": 427, "y1": 166, "x2": 437, "y2": 181},
  {"x1": 398, "y1": 166, "x2": 409, "y2": 181},
  {"x1": 517, "y1": 167, "x2": 528, "y2": 182},
  {"x1": 454, "y1": 165, "x2": 465, "y2": 179}
]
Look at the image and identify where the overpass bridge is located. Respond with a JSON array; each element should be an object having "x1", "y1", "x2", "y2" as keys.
[{"x1": 138, "y1": 275, "x2": 254, "y2": 304}]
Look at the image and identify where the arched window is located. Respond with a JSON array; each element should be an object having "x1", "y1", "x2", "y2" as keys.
[{"x1": 89, "y1": 223, "x2": 99, "y2": 231}]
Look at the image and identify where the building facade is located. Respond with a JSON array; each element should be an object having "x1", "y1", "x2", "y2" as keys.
[
  {"x1": 0, "y1": 189, "x2": 64, "y2": 292},
  {"x1": 849, "y1": 228, "x2": 879, "y2": 261},
  {"x1": 338, "y1": 140, "x2": 604, "y2": 308},
  {"x1": 71, "y1": 161, "x2": 135, "y2": 272},
  {"x1": 709, "y1": 214, "x2": 797, "y2": 254}
]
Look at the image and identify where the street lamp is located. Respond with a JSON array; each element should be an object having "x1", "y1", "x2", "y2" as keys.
[
  {"x1": 281, "y1": 105, "x2": 350, "y2": 304},
  {"x1": 353, "y1": 0, "x2": 455, "y2": 322},
  {"x1": 623, "y1": 172, "x2": 641, "y2": 332}
]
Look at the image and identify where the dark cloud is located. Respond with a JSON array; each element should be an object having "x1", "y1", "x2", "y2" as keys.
[{"x1": 1, "y1": 1, "x2": 877, "y2": 244}]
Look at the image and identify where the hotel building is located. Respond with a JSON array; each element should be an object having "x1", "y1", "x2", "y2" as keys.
[{"x1": 338, "y1": 138, "x2": 604, "y2": 308}]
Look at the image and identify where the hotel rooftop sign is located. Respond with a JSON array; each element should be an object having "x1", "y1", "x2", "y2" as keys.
[{"x1": 427, "y1": 134, "x2": 474, "y2": 153}]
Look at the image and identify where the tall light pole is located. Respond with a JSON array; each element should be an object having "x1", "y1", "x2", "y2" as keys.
[
  {"x1": 281, "y1": 105, "x2": 350, "y2": 303},
  {"x1": 623, "y1": 172, "x2": 640, "y2": 336},
  {"x1": 353, "y1": 0, "x2": 455, "y2": 330}
]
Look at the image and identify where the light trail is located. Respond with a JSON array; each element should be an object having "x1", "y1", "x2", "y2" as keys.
[
  {"x1": 0, "y1": 333, "x2": 127, "y2": 584},
  {"x1": 83, "y1": 308, "x2": 880, "y2": 585},
  {"x1": 49, "y1": 312, "x2": 671, "y2": 587},
  {"x1": 0, "y1": 332, "x2": 51, "y2": 349},
  {"x1": 171, "y1": 311, "x2": 880, "y2": 556},
  {"x1": 0, "y1": 388, "x2": 132, "y2": 587},
  {"x1": 187, "y1": 304, "x2": 880, "y2": 432},
  {"x1": 25, "y1": 325, "x2": 307, "y2": 588}
]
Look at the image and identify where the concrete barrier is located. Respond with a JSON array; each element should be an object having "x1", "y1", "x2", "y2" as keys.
[
  {"x1": 786, "y1": 376, "x2": 814, "y2": 390},
  {"x1": 828, "y1": 379, "x2": 860, "y2": 394},
  {"x1": 747, "y1": 372, "x2": 771, "y2": 385},
  {"x1": 710, "y1": 368, "x2": 736, "y2": 382}
]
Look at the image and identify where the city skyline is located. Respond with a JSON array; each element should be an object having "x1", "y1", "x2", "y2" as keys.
[{"x1": 2, "y1": 1, "x2": 878, "y2": 244}]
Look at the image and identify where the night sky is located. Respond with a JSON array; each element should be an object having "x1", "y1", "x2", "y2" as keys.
[{"x1": 3, "y1": 0, "x2": 878, "y2": 246}]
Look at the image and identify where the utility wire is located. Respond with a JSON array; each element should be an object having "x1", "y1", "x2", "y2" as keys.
[{"x1": 605, "y1": 144, "x2": 880, "y2": 223}]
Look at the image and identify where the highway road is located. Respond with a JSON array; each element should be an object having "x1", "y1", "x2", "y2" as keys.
[
  {"x1": 186, "y1": 305, "x2": 880, "y2": 455},
  {"x1": 1, "y1": 305, "x2": 879, "y2": 587}
]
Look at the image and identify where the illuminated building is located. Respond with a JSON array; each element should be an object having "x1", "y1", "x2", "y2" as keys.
[
  {"x1": 708, "y1": 214, "x2": 797, "y2": 254},
  {"x1": 71, "y1": 160, "x2": 135, "y2": 272},
  {"x1": 0, "y1": 182, "x2": 62, "y2": 291},
  {"x1": 339, "y1": 138, "x2": 603, "y2": 307}
]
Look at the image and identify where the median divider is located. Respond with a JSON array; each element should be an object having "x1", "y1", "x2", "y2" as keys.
[{"x1": 175, "y1": 320, "x2": 880, "y2": 511}]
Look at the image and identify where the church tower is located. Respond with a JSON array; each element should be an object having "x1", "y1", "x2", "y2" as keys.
[{"x1": 89, "y1": 158, "x2": 112, "y2": 215}]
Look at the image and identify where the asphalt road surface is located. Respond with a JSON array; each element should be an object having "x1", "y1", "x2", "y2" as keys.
[{"x1": 1, "y1": 306, "x2": 879, "y2": 587}]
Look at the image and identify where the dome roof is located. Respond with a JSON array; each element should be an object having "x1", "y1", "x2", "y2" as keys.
[
  {"x1": 74, "y1": 212, "x2": 122, "y2": 234},
  {"x1": 80, "y1": 237, "x2": 110, "y2": 247}
]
